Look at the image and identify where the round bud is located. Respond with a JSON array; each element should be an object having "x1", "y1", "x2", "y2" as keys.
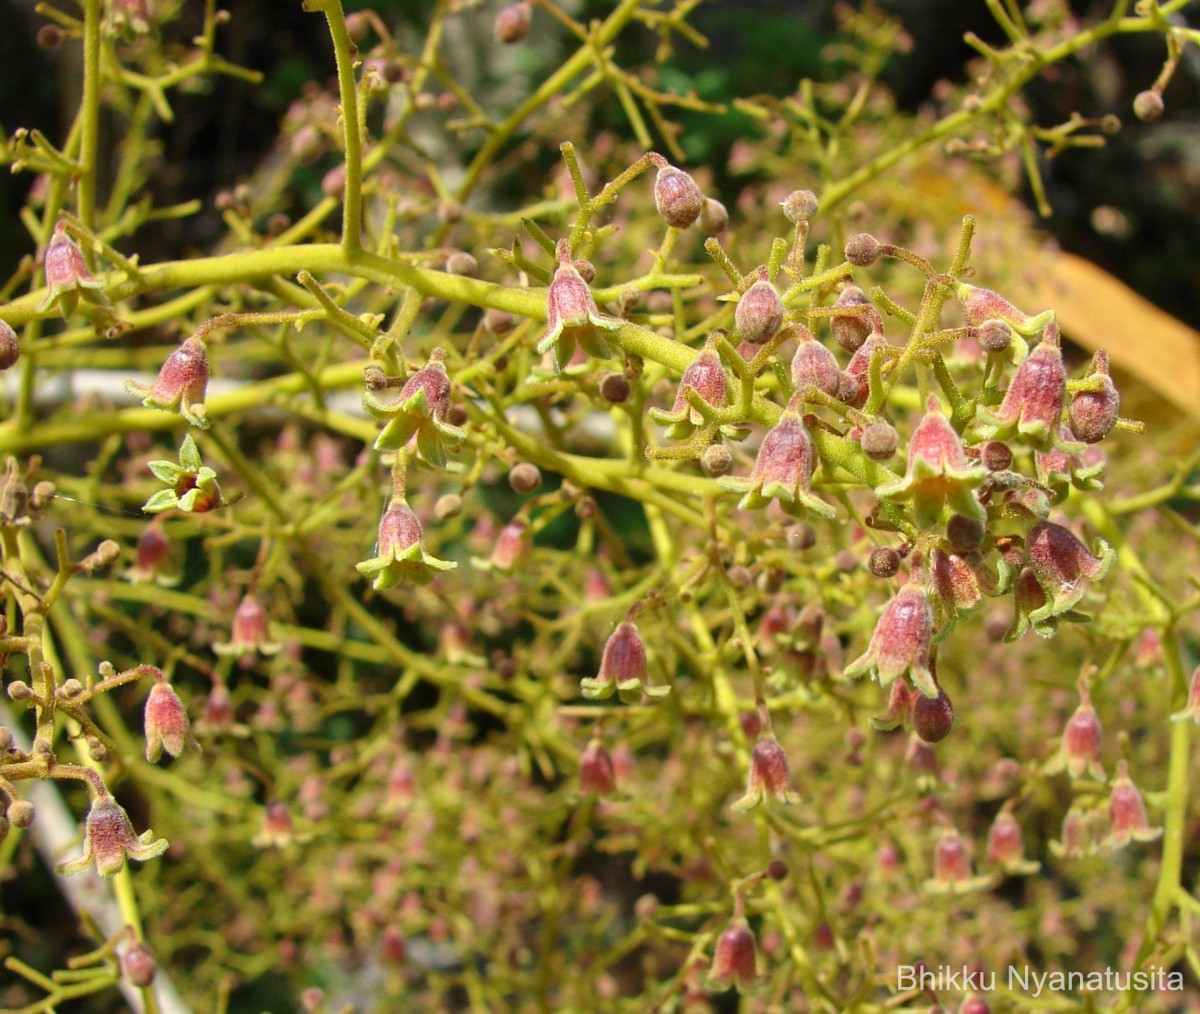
[
  {"x1": 344, "y1": 12, "x2": 371, "y2": 42},
  {"x1": 976, "y1": 318, "x2": 1013, "y2": 353},
  {"x1": 434, "y1": 493, "x2": 463, "y2": 521},
  {"x1": 767, "y1": 858, "x2": 789, "y2": 881},
  {"x1": 437, "y1": 201, "x2": 463, "y2": 225},
  {"x1": 979, "y1": 440, "x2": 1012, "y2": 472},
  {"x1": 868, "y1": 547, "x2": 900, "y2": 578},
  {"x1": 599, "y1": 372, "x2": 631, "y2": 404},
  {"x1": 321, "y1": 165, "x2": 347, "y2": 198},
  {"x1": 653, "y1": 165, "x2": 704, "y2": 229},
  {"x1": 786, "y1": 524, "x2": 816, "y2": 551},
  {"x1": 7, "y1": 681, "x2": 32, "y2": 700},
  {"x1": 121, "y1": 941, "x2": 157, "y2": 987},
  {"x1": 701, "y1": 443, "x2": 733, "y2": 477},
  {"x1": 1100, "y1": 114, "x2": 1121, "y2": 136},
  {"x1": 37, "y1": 25, "x2": 64, "y2": 49},
  {"x1": 834, "y1": 549, "x2": 858, "y2": 574},
  {"x1": 831, "y1": 286, "x2": 874, "y2": 353},
  {"x1": 845, "y1": 233, "x2": 881, "y2": 267},
  {"x1": 727, "y1": 565, "x2": 753, "y2": 588},
  {"x1": 444, "y1": 252, "x2": 477, "y2": 277},
  {"x1": 913, "y1": 687, "x2": 954, "y2": 743},
  {"x1": 780, "y1": 189, "x2": 818, "y2": 223},
  {"x1": 1132, "y1": 89, "x2": 1164, "y2": 123},
  {"x1": 573, "y1": 259, "x2": 596, "y2": 284},
  {"x1": 945, "y1": 513, "x2": 985, "y2": 554},
  {"x1": 447, "y1": 404, "x2": 468, "y2": 427},
  {"x1": 493, "y1": 2, "x2": 531, "y2": 44},
  {"x1": 735, "y1": 279, "x2": 784, "y2": 345},
  {"x1": 508, "y1": 463, "x2": 542, "y2": 494},
  {"x1": 483, "y1": 309, "x2": 515, "y2": 335},
  {"x1": 0, "y1": 321, "x2": 19, "y2": 371},
  {"x1": 699, "y1": 197, "x2": 728, "y2": 235},
  {"x1": 58, "y1": 678, "x2": 83, "y2": 698},
  {"x1": 860, "y1": 421, "x2": 898, "y2": 461},
  {"x1": 575, "y1": 497, "x2": 597, "y2": 520},
  {"x1": 7, "y1": 799, "x2": 34, "y2": 828}
]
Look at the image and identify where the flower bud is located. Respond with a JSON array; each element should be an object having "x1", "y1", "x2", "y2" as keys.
[
  {"x1": 444, "y1": 251, "x2": 477, "y2": 277},
  {"x1": 860, "y1": 421, "x2": 898, "y2": 461},
  {"x1": 845, "y1": 233, "x2": 881, "y2": 266},
  {"x1": 734, "y1": 279, "x2": 783, "y2": 345},
  {"x1": 786, "y1": 523, "x2": 816, "y2": 551},
  {"x1": 1051, "y1": 807, "x2": 1093, "y2": 858},
  {"x1": 6, "y1": 799, "x2": 34, "y2": 828},
  {"x1": 0, "y1": 320, "x2": 19, "y2": 371},
  {"x1": 121, "y1": 940, "x2": 157, "y2": 987},
  {"x1": 708, "y1": 918, "x2": 758, "y2": 990},
  {"x1": 946, "y1": 512, "x2": 985, "y2": 553},
  {"x1": 1068, "y1": 350, "x2": 1119, "y2": 443},
  {"x1": 579, "y1": 738, "x2": 617, "y2": 796},
  {"x1": 493, "y1": 2, "x2": 531, "y2": 44},
  {"x1": 599, "y1": 372, "x2": 631, "y2": 403},
  {"x1": 144, "y1": 676, "x2": 194, "y2": 762},
  {"x1": 699, "y1": 197, "x2": 728, "y2": 234},
  {"x1": 978, "y1": 333, "x2": 1068, "y2": 447},
  {"x1": 508, "y1": 462, "x2": 542, "y2": 494},
  {"x1": 39, "y1": 222, "x2": 104, "y2": 314},
  {"x1": 701, "y1": 443, "x2": 733, "y2": 477},
  {"x1": 830, "y1": 286, "x2": 876, "y2": 352},
  {"x1": 789, "y1": 326, "x2": 841, "y2": 400},
  {"x1": 1105, "y1": 760, "x2": 1161, "y2": 847},
  {"x1": 1133, "y1": 89, "x2": 1164, "y2": 122},
  {"x1": 985, "y1": 810, "x2": 1023, "y2": 865},
  {"x1": 780, "y1": 189, "x2": 818, "y2": 223},
  {"x1": 912, "y1": 684, "x2": 954, "y2": 743},
  {"x1": 839, "y1": 332, "x2": 885, "y2": 406},
  {"x1": 975, "y1": 319, "x2": 1013, "y2": 354},
  {"x1": 653, "y1": 165, "x2": 704, "y2": 229},
  {"x1": 931, "y1": 830, "x2": 972, "y2": 884},
  {"x1": 931, "y1": 548, "x2": 981, "y2": 617},
  {"x1": 868, "y1": 547, "x2": 900, "y2": 578},
  {"x1": 129, "y1": 521, "x2": 172, "y2": 582},
  {"x1": 434, "y1": 493, "x2": 463, "y2": 521},
  {"x1": 1050, "y1": 690, "x2": 1104, "y2": 780}
]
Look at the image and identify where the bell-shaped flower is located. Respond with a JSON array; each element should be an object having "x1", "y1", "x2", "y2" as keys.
[
  {"x1": 1170, "y1": 665, "x2": 1200, "y2": 724},
  {"x1": 984, "y1": 809, "x2": 1040, "y2": 875},
  {"x1": 1049, "y1": 807, "x2": 1095, "y2": 859},
  {"x1": 732, "y1": 734, "x2": 799, "y2": 811},
  {"x1": 844, "y1": 577, "x2": 937, "y2": 698},
  {"x1": 1104, "y1": 760, "x2": 1162, "y2": 848},
  {"x1": 1046, "y1": 688, "x2": 1105, "y2": 780},
  {"x1": 1034, "y1": 425, "x2": 1105, "y2": 494},
  {"x1": 214, "y1": 593, "x2": 283, "y2": 660},
  {"x1": 1002, "y1": 566, "x2": 1062, "y2": 641},
  {"x1": 708, "y1": 918, "x2": 758, "y2": 991},
  {"x1": 648, "y1": 337, "x2": 730, "y2": 439},
  {"x1": 580, "y1": 621, "x2": 670, "y2": 703},
  {"x1": 57, "y1": 793, "x2": 168, "y2": 878},
  {"x1": 38, "y1": 222, "x2": 107, "y2": 316},
  {"x1": 367, "y1": 350, "x2": 466, "y2": 468},
  {"x1": 536, "y1": 239, "x2": 623, "y2": 372},
  {"x1": 125, "y1": 336, "x2": 210, "y2": 429},
  {"x1": 142, "y1": 434, "x2": 227, "y2": 514},
  {"x1": 976, "y1": 329, "x2": 1076, "y2": 449},
  {"x1": 578, "y1": 737, "x2": 618, "y2": 796},
  {"x1": 869, "y1": 678, "x2": 914, "y2": 732},
  {"x1": 144, "y1": 672, "x2": 197, "y2": 762},
  {"x1": 930, "y1": 548, "x2": 982, "y2": 635},
  {"x1": 877, "y1": 396, "x2": 987, "y2": 529},
  {"x1": 718, "y1": 400, "x2": 835, "y2": 518},
  {"x1": 471, "y1": 519, "x2": 530, "y2": 572},
  {"x1": 126, "y1": 520, "x2": 179, "y2": 586},
  {"x1": 1025, "y1": 520, "x2": 1114, "y2": 623},
  {"x1": 925, "y1": 830, "x2": 994, "y2": 894},
  {"x1": 789, "y1": 325, "x2": 841, "y2": 400},
  {"x1": 356, "y1": 495, "x2": 456, "y2": 590}
]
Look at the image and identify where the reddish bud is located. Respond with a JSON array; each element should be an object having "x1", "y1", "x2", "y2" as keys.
[
  {"x1": 780, "y1": 189, "x2": 818, "y2": 223},
  {"x1": 975, "y1": 319, "x2": 1013, "y2": 354},
  {"x1": 129, "y1": 520, "x2": 173, "y2": 582},
  {"x1": 734, "y1": 734, "x2": 798, "y2": 810},
  {"x1": 979, "y1": 337, "x2": 1067, "y2": 446},
  {"x1": 125, "y1": 336, "x2": 210, "y2": 428},
  {"x1": 868, "y1": 547, "x2": 900, "y2": 578},
  {"x1": 1069, "y1": 350, "x2": 1119, "y2": 443},
  {"x1": 653, "y1": 165, "x2": 704, "y2": 229},
  {"x1": 839, "y1": 331, "x2": 885, "y2": 406},
  {"x1": 1133, "y1": 89, "x2": 1164, "y2": 122},
  {"x1": 789, "y1": 326, "x2": 841, "y2": 400},
  {"x1": 668, "y1": 343, "x2": 729, "y2": 422},
  {"x1": 931, "y1": 548, "x2": 981, "y2": 617},
  {"x1": 1105, "y1": 760, "x2": 1161, "y2": 847},
  {"x1": 508, "y1": 462, "x2": 542, "y2": 494},
  {"x1": 735, "y1": 279, "x2": 784, "y2": 345},
  {"x1": 844, "y1": 579, "x2": 937, "y2": 698},
  {"x1": 0, "y1": 320, "x2": 19, "y2": 371},
  {"x1": 709, "y1": 919, "x2": 758, "y2": 990},
  {"x1": 1050, "y1": 690, "x2": 1104, "y2": 780},
  {"x1": 493, "y1": 2, "x2": 531, "y2": 43},
  {"x1": 946, "y1": 512, "x2": 985, "y2": 553},
  {"x1": 830, "y1": 286, "x2": 877, "y2": 352},
  {"x1": 701, "y1": 443, "x2": 733, "y2": 477},
  {"x1": 932, "y1": 830, "x2": 973, "y2": 884},
  {"x1": 845, "y1": 233, "x2": 881, "y2": 266},
  {"x1": 215, "y1": 593, "x2": 282, "y2": 660},
  {"x1": 144, "y1": 676, "x2": 193, "y2": 762},
  {"x1": 912, "y1": 684, "x2": 954, "y2": 743},
  {"x1": 121, "y1": 941, "x2": 157, "y2": 987},
  {"x1": 700, "y1": 197, "x2": 728, "y2": 234},
  {"x1": 860, "y1": 421, "x2": 898, "y2": 461},
  {"x1": 579, "y1": 738, "x2": 617, "y2": 796}
]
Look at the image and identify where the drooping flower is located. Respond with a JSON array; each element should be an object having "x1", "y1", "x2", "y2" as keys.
[
  {"x1": 1049, "y1": 806, "x2": 1094, "y2": 858},
  {"x1": 789, "y1": 325, "x2": 841, "y2": 400},
  {"x1": 125, "y1": 336, "x2": 210, "y2": 428},
  {"x1": 985, "y1": 809, "x2": 1040, "y2": 874},
  {"x1": 144, "y1": 672, "x2": 196, "y2": 762},
  {"x1": 1025, "y1": 520, "x2": 1114, "y2": 623},
  {"x1": 838, "y1": 331, "x2": 886, "y2": 407},
  {"x1": 708, "y1": 918, "x2": 758, "y2": 991},
  {"x1": 356, "y1": 495, "x2": 457, "y2": 590},
  {"x1": 930, "y1": 547, "x2": 982, "y2": 630},
  {"x1": 843, "y1": 578, "x2": 937, "y2": 698},
  {"x1": 580, "y1": 621, "x2": 670, "y2": 703},
  {"x1": 925, "y1": 830, "x2": 994, "y2": 894},
  {"x1": 126, "y1": 520, "x2": 179, "y2": 586},
  {"x1": 579, "y1": 738, "x2": 617, "y2": 796},
  {"x1": 1046, "y1": 688, "x2": 1105, "y2": 781},
  {"x1": 1034, "y1": 425, "x2": 1105, "y2": 494},
  {"x1": 214, "y1": 593, "x2": 284, "y2": 659},
  {"x1": 877, "y1": 396, "x2": 987, "y2": 529},
  {"x1": 869, "y1": 678, "x2": 914, "y2": 732},
  {"x1": 471, "y1": 519, "x2": 530, "y2": 572},
  {"x1": 57, "y1": 793, "x2": 168, "y2": 877},
  {"x1": 976, "y1": 328, "x2": 1075, "y2": 449},
  {"x1": 367, "y1": 350, "x2": 466, "y2": 468},
  {"x1": 1104, "y1": 760, "x2": 1162, "y2": 848},
  {"x1": 718, "y1": 401, "x2": 835, "y2": 518},
  {"x1": 38, "y1": 222, "x2": 106, "y2": 315},
  {"x1": 732, "y1": 734, "x2": 799, "y2": 811},
  {"x1": 648, "y1": 337, "x2": 730, "y2": 439},
  {"x1": 536, "y1": 239, "x2": 623, "y2": 371}
]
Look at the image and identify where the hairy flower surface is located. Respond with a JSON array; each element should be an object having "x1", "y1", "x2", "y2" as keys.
[
  {"x1": 844, "y1": 579, "x2": 937, "y2": 698},
  {"x1": 214, "y1": 593, "x2": 283, "y2": 659},
  {"x1": 789, "y1": 325, "x2": 841, "y2": 400},
  {"x1": 125, "y1": 336, "x2": 210, "y2": 428},
  {"x1": 1104, "y1": 761, "x2": 1161, "y2": 848},
  {"x1": 976, "y1": 331, "x2": 1074, "y2": 449},
  {"x1": 580, "y1": 621, "x2": 669, "y2": 702},
  {"x1": 708, "y1": 919, "x2": 758, "y2": 991},
  {"x1": 368, "y1": 350, "x2": 466, "y2": 467},
  {"x1": 732, "y1": 734, "x2": 798, "y2": 811},
  {"x1": 648, "y1": 338, "x2": 729, "y2": 438},
  {"x1": 356, "y1": 496, "x2": 456, "y2": 589},
  {"x1": 38, "y1": 222, "x2": 105, "y2": 315},
  {"x1": 536, "y1": 239, "x2": 622, "y2": 371},
  {"x1": 58, "y1": 794, "x2": 168, "y2": 878},
  {"x1": 144, "y1": 674, "x2": 196, "y2": 762},
  {"x1": 877, "y1": 396, "x2": 987, "y2": 528},
  {"x1": 719, "y1": 405, "x2": 834, "y2": 518},
  {"x1": 1025, "y1": 520, "x2": 1114, "y2": 623}
]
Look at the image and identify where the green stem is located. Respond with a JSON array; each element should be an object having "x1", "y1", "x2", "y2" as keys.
[{"x1": 78, "y1": 0, "x2": 102, "y2": 232}]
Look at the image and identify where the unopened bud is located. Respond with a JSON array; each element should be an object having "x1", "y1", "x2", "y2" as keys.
[
  {"x1": 493, "y1": 2, "x2": 531, "y2": 44},
  {"x1": 653, "y1": 165, "x2": 704, "y2": 229},
  {"x1": 599, "y1": 372, "x2": 631, "y2": 404},
  {"x1": 845, "y1": 233, "x2": 881, "y2": 267},
  {"x1": 868, "y1": 547, "x2": 900, "y2": 578},
  {"x1": 0, "y1": 320, "x2": 19, "y2": 371},
  {"x1": 912, "y1": 685, "x2": 954, "y2": 743},
  {"x1": 780, "y1": 189, "x2": 818, "y2": 223},
  {"x1": 7, "y1": 799, "x2": 34, "y2": 828},
  {"x1": 701, "y1": 443, "x2": 733, "y2": 477},
  {"x1": 1133, "y1": 89, "x2": 1164, "y2": 122},
  {"x1": 860, "y1": 421, "x2": 898, "y2": 461},
  {"x1": 434, "y1": 493, "x2": 463, "y2": 521},
  {"x1": 976, "y1": 319, "x2": 1013, "y2": 354},
  {"x1": 121, "y1": 940, "x2": 157, "y2": 987},
  {"x1": 699, "y1": 197, "x2": 728, "y2": 234},
  {"x1": 786, "y1": 523, "x2": 816, "y2": 551},
  {"x1": 444, "y1": 252, "x2": 477, "y2": 277},
  {"x1": 734, "y1": 279, "x2": 783, "y2": 345},
  {"x1": 508, "y1": 462, "x2": 542, "y2": 494}
]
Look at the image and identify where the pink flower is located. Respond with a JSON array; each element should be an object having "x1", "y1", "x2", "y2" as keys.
[
  {"x1": 1047, "y1": 689, "x2": 1104, "y2": 780},
  {"x1": 1104, "y1": 760, "x2": 1161, "y2": 848},
  {"x1": 719, "y1": 401, "x2": 834, "y2": 518},
  {"x1": 144, "y1": 673, "x2": 195, "y2": 762},
  {"x1": 536, "y1": 239, "x2": 622, "y2": 371},
  {"x1": 985, "y1": 810, "x2": 1039, "y2": 874},
  {"x1": 38, "y1": 222, "x2": 106, "y2": 315},
  {"x1": 648, "y1": 337, "x2": 730, "y2": 438},
  {"x1": 708, "y1": 918, "x2": 758, "y2": 991},
  {"x1": 58, "y1": 793, "x2": 168, "y2": 877},
  {"x1": 1025, "y1": 520, "x2": 1114, "y2": 623},
  {"x1": 357, "y1": 496, "x2": 456, "y2": 589},
  {"x1": 734, "y1": 277, "x2": 783, "y2": 345},
  {"x1": 976, "y1": 327, "x2": 1073, "y2": 449},
  {"x1": 1170, "y1": 665, "x2": 1200, "y2": 724},
  {"x1": 125, "y1": 336, "x2": 209, "y2": 428},
  {"x1": 367, "y1": 349, "x2": 466, "y2": 468},
  {"x1": 581, "y1": 621, "x2": 669, "y2": 703},
  {"x1": 733, "y1": 734, "x2": 799, "y2": 811},
  {"x1": 844, "y1": 578, "x2": 937, "y2": 698},
  {"x1": 789, "y1": 325, "x2": 841, "y2": 400},
  {"x1": 579, "y1": 738, "x2": 617, "y2": 796},
  {"x1": 653, "y1": 164, "x2": 703, "y2": 229},
  {"x1": 214, "y1": 593, "x2": 283, "y2": 659},
  {"x1": 877, "y1": 396, "x2": 987, "y2": 528}
]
